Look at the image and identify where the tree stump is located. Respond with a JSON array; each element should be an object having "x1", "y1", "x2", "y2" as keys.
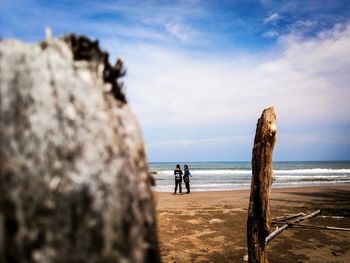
[
  {"x1": 0, "y1": 35, "x2": 160, "y2": 263},
  {"x1": 247, "y1": 107, "x2": 277, "y2": 263}
]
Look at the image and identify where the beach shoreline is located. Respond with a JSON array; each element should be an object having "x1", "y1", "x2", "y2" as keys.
[
  {"x1": 155, "y1": 184, "x2": 350, "y2": 262},
  {"x1": 150, "y1": 161, "x2": 350, "y2": 193},
  {"x1": 153, "y1": 181, "x2": 350, "y2": 193}
]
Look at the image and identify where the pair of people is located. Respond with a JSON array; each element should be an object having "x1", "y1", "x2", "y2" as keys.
[{"x1": 174, "y1": 164, "x2": 191, "y2": 194}]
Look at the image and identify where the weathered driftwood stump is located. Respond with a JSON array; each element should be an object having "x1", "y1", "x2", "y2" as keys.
[
  {"x1": 247, "y1": 107, "x2": 277, "y2": 263},
  {"x1": 0, "y1": 35, "x2": 160, "y2": 262}
]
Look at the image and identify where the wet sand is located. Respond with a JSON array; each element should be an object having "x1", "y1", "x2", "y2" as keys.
[{"x1": 155, "y1": 185, "x2": 350, "y2": 262}]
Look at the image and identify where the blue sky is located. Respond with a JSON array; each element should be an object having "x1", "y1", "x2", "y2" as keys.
[{"x1": 1, "y1": 0, "x2": 350, "y2": 162}]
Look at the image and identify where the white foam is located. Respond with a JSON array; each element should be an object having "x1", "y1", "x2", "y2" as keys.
[
  {"x1": 275, "y1": 174, "x2": 349, "y2": 180},
  {"x1": 274, "y1": 168, "x2": 350, "y2": 174},
  {"x1": 155, "y1": 168, "x2": 350, "y2": 176},
  {"x1": 152, "y1": 180, "x2": 350, "y2": 192}
]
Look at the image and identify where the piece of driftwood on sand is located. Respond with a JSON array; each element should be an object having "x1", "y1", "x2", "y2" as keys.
[
  {"x1": 271, "y1": 212, "x2": 305, "y2": 223},
  {"x1": 265, "y1": 210, "x2": 321, "y2": 245},
  {"x1": 287, "y1": 223, "x2": 350, "y2": 232},
  {"x1": 247, "y1": 107, "x2": 277, "y2": 263}
]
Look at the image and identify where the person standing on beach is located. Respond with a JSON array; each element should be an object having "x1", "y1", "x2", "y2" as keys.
[
  {"x1": 173, "y1": 164, "x2": 183, "y2": 195},
  {"x1": 183, "y1": 164, "x2": 192, "y2": 194}
]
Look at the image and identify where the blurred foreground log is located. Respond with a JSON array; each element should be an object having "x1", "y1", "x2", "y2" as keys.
[
  {"x1": 0, "y1": 35, "x2": 160, "y2": 263},
  {"x1": 247, "y1": 107, "x2": 277, "y2": 263}
]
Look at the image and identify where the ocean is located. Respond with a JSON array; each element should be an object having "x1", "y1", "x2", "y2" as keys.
[{"x1": 149, "y1": 161, "x2": 350, "y2": 192}]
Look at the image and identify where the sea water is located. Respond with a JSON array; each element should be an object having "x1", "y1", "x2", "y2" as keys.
[{"x1": 149, "y1": 161, "x2": 350, "y2": 192}]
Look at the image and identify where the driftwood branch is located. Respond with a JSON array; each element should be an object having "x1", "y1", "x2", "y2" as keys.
[
  {"x1": 288, "y1": 223, "x2": 350, "y2": 232},
  {"x1": 272, "y1": 213, "x2": 305, "y2": 223},
  {"x1": 265, "y1": 210, "x2": 321, "y2": 245},
  {"x1": 247, "y1": 107, "x2": 277, "y2": 263}
]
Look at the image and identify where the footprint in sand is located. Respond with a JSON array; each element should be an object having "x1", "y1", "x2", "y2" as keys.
[
  {"x1": 209, "y1": 236, "x2": 225, "y2": 242},
  {"x1": 193, "y1": 229, "x2": 216, "y2": 237},
  {"x1": 209, "y1": 218, "x2": 223, "y2": 224},
  {"x1": 159, "y1": 212, "x2": 169, "y2": 216},
  {"x1": 187, "y1": 219, "x2": 202, "y2": 224},
  {"x1": 222, "y1": 208, "x2": 245, "y2": 213}
]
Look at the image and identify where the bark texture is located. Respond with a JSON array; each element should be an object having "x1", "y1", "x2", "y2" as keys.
[
  {"x1": 247, "y1": 107, "x2": 277, "y2": 263},
  {"x1": 0, "y1": 36, "x2": 160, "y2": 263}
]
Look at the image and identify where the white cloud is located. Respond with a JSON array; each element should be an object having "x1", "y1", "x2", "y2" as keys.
[
  {"x1": 295, "y1": 20, "x2": 318, "y2": 28},
  {"x1": 282, "y1": 134, "x2": 350, "y2": 145},
  {"x1": 263, "y1": 13, "x2": 281, "y2": 24},
  {"x1": 263, "y1": 30, "x2": 279, "y2": 38},
  {"x1": 148, "y1": 135, "x2": 250, "y2": 148},
  {"x1": 278, "y1": 23, "x2": 350, "y2": 82},
  {"x1": 2, "y1": 0, "x2": 349, "y2": 160},
  {"x1": 115, "y1": 22, "x2": 350, "y2": 142},
  {"x1": 165, "y1": 21, "x2": 192, "y2": 43},
  {"x1": 91, "y1": 23, "x2": 168, "y2": 42}
]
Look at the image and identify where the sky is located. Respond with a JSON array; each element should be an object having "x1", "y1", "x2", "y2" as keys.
[{"x1": 1, "y1": 0, "x2": 350, "y2": 162}]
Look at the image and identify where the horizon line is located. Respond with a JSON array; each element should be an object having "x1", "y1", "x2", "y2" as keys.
[{"x1": 148, "y1": 160, "x2": 350, "y2": 164}]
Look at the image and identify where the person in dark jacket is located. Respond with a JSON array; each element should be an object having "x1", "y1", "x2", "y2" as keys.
[
  {"x1": 183, "y1": 164, "x2": 192, "y2": 194},
  {"x1": 173, "y1": 164, "x2": 183, "y2": 194}
]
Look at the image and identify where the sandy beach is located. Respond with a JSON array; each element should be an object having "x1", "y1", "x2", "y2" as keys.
[{"x1": 155, "y1": 185, "x2": 350, "y2": 262}]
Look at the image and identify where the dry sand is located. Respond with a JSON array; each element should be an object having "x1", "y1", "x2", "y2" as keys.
[{"x1": 155, "y1": 185, "x2": 350, "y2": 262}]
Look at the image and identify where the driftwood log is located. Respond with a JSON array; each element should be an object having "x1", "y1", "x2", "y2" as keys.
[
  {"x1": 247, "y1": 107, "x2": 277, "y2": 263},
  {"x1": 0, "y1": 35, "x2": 160, "y2": 262},
  {"x1": 271, "y1": 212, "x2": 305, "y2": 223},
  {"x1": 266, "y1": 210, "x2": 320, "y2": 245},
  {"x1": 288, "y1": 223, "x2": 350, "y2": 232}
]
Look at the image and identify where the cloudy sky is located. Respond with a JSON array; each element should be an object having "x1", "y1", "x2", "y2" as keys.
[{"x1": 1, "y1": 0, "x2": 350, "y2": 162}]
